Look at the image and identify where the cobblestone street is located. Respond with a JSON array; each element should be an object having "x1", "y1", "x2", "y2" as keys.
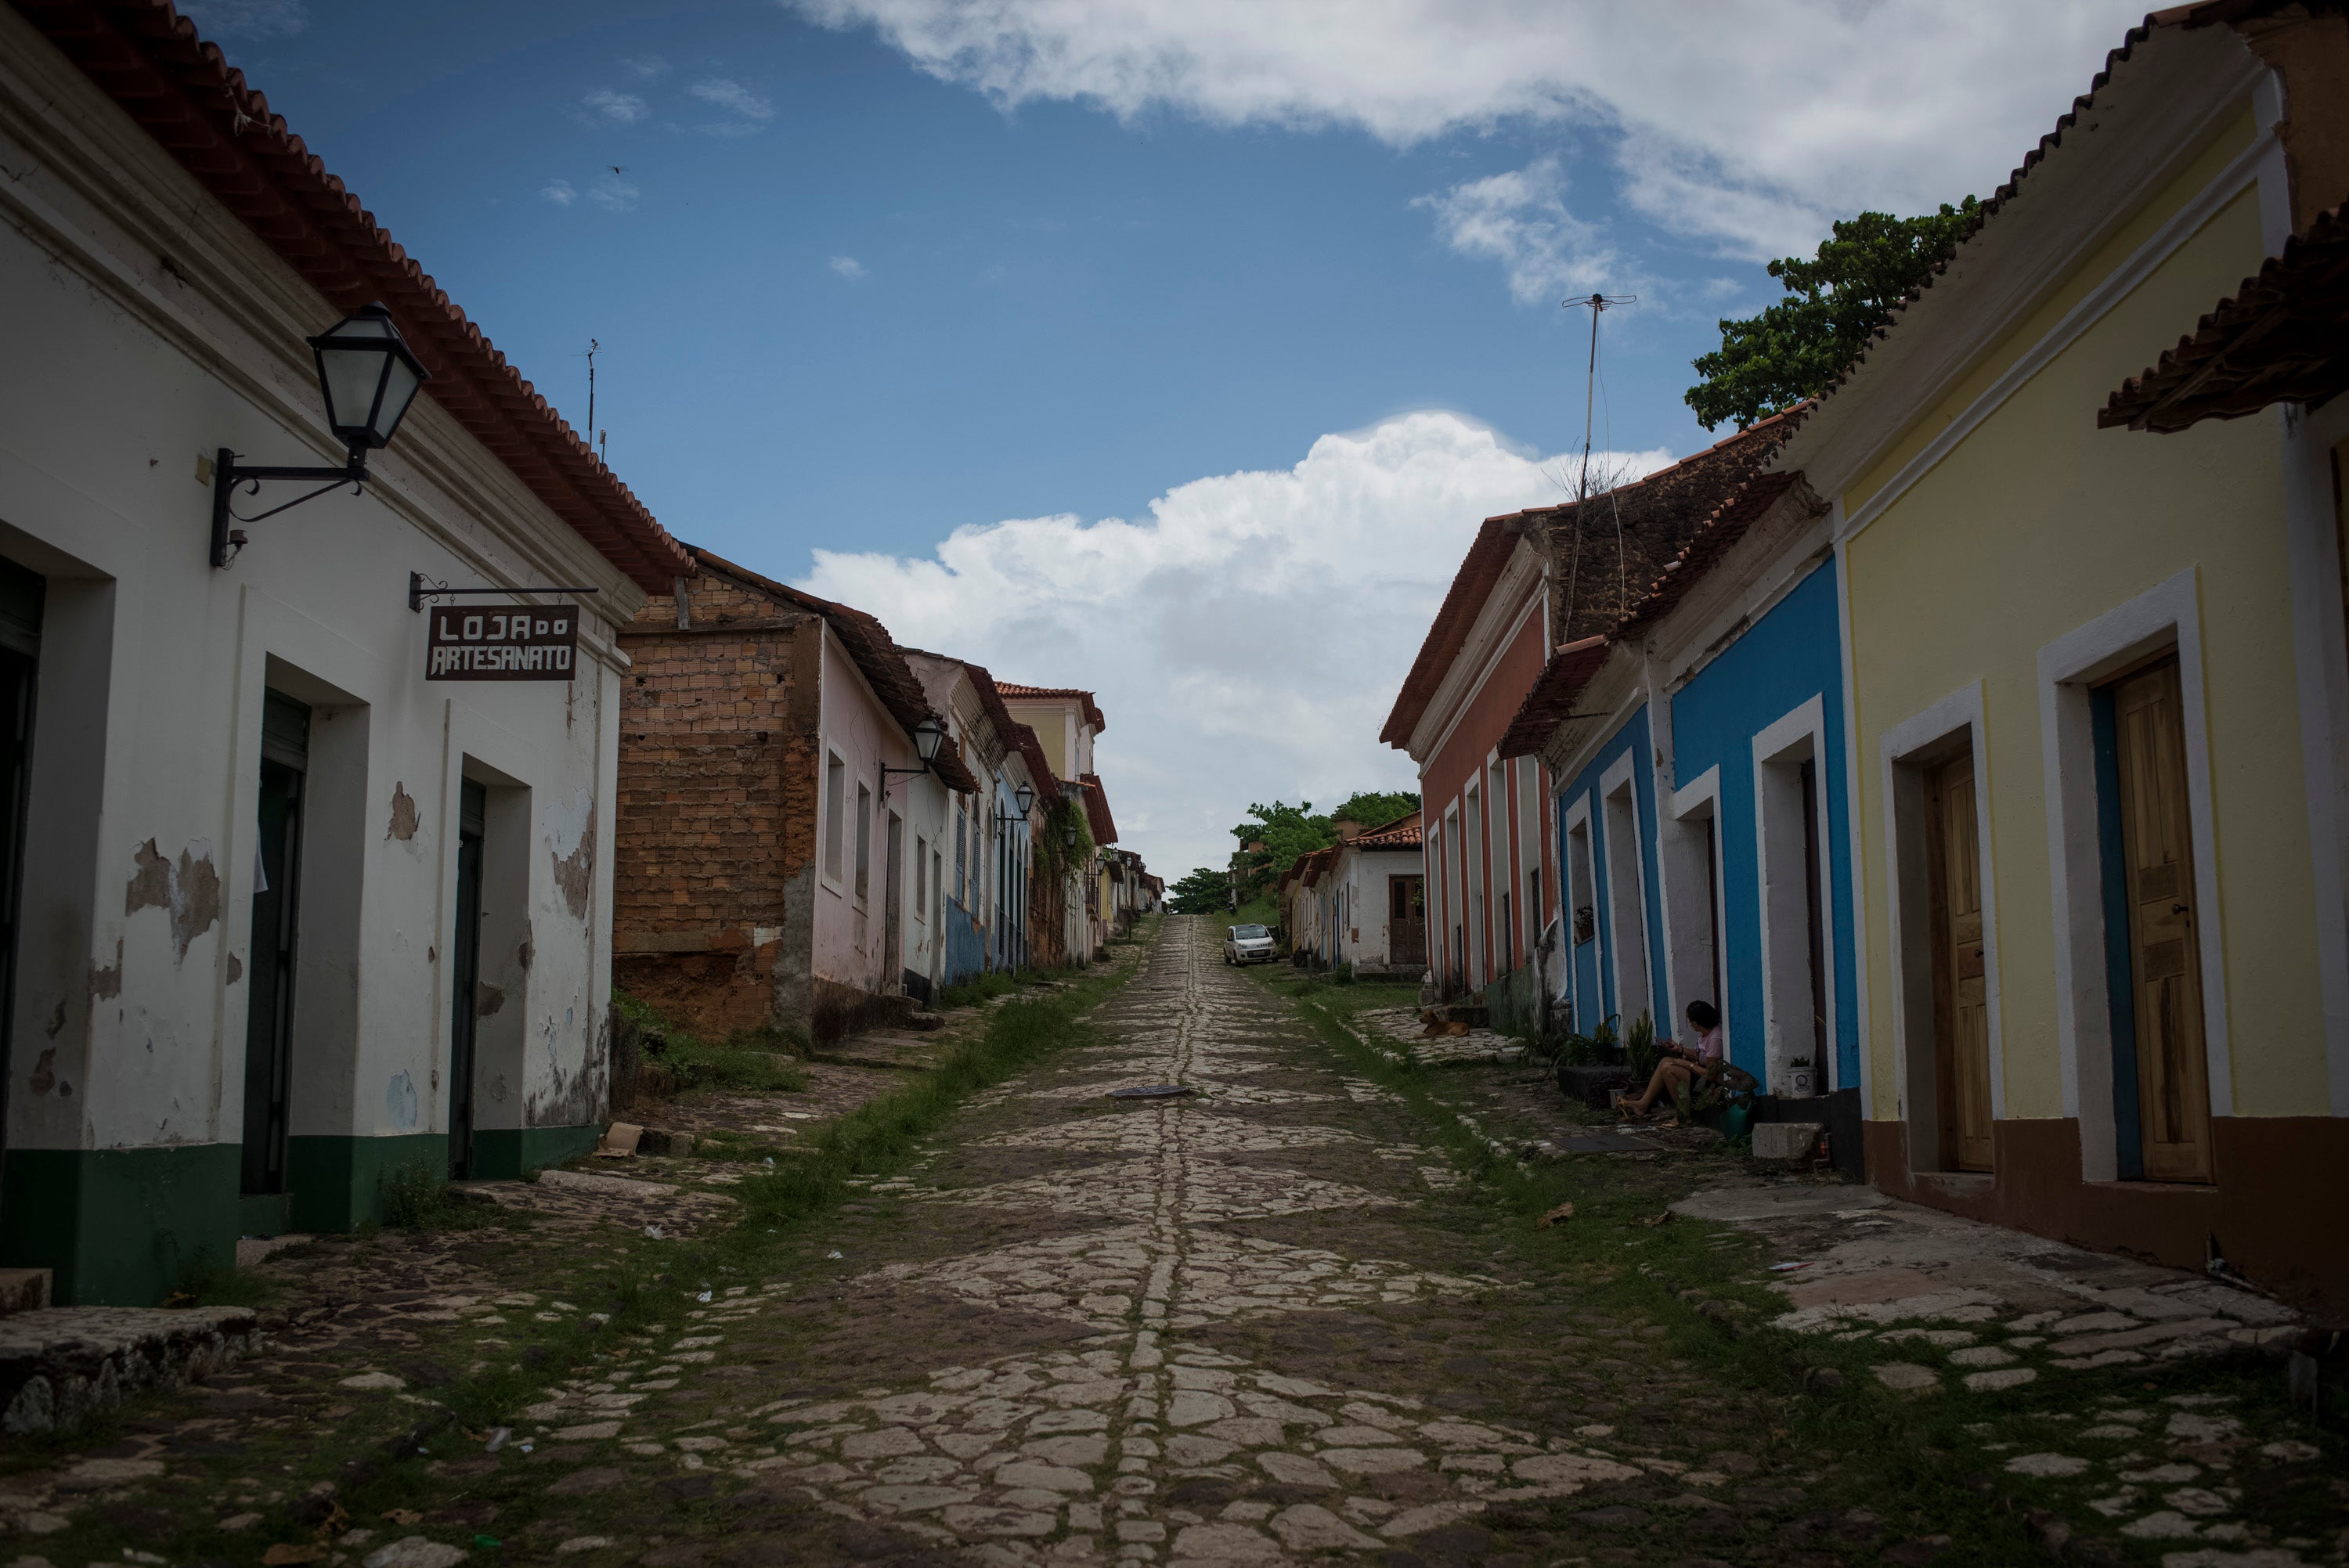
[{"x1": 1, "y1": 916, "x2": 2341, "y2": 1568}]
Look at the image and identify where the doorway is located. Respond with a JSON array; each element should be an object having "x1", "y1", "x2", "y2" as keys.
[
  {"x1": 2103, "y1": 655, "x2": 2212, "y2": 1182},
  {"x1": 1799, "y1": 757, "x2": 1828, "y2": 1071},
  {"x1": 1925, "y1": 751, "x2": 1994, "y2": 1171},
  {"x1": 240, "y1": 690, "x2": 309, "y2": 1207},
  {"x1": 0, "y1": 561, "x2": 41, "y2": 1199},
  {"x1": 448, "y1": 779, "x2": 485, "y2": 1181},
  {"x1": 885, "y1": 810, "x2": 905, "y2": 989},
  {"x1": 1389, "y1": 874, "x2": 1425, "y2": 964}
]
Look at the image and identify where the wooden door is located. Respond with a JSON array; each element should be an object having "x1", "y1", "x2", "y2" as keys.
[
  {"x1": 2112, "y1": 658, "x2": 2212, "y2": 1181},
  {"x1": 1925, "y1": 752, "x2": 1994, "y2": 1171},
  {"x1": 1389, "y1": 875, "x2": 1426, "y2": 964}
]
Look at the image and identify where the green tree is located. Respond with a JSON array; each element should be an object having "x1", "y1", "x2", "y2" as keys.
[
  {"x1": 1167, "y1": 866, "x2": 1233, "y2": 914},
  {"x1": 1221, "y1": 791, "x2": 1422, "y2": 907},
  {"x1": 1685, "y1": 199, "x2": 1981, "y2": 431},
  {"x1": 1330, "y1": 790, "x2": 1419, "y2": 831}
]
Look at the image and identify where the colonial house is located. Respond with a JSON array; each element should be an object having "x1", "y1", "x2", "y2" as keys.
[
  {"x1": 1767, "y1": 2, "x2": 2349, "y2": 1305},
  {"x1": 999, "y1": 686, "x2": 1113, "y2": 958},
  {"x1": 1380, "y1": 517, "x2": 1558, "y2": 1019},
  {"x1": 612, "y1": 550, "x2": 978, "y2": 1043},
  {"x1": 1498, "y1": 411, "x2": 1839, "y2": 1073},
  {"x1": 904, "y1": 652, "x2": 1057, "y2": 983},
  {"x1": 1081, "y1": 773, "x2": 1120, "y2": 959},
  {"x1": 0, "y1": 2, "x2": 689, "y2": 1303},
  {"x1": 1387, "y1": 420, "x2": 1787, "y2": 1028},
  {"x1": 1276, "y1": 816, "x2": 1427, "y2": 977}
]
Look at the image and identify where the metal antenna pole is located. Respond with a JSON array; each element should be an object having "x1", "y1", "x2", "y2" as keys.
[
  {"x1": 1561, "y1": 292, "x2": 1637, "y2": 635},
  {"x1": 585, "y1": 337, "x2": 599, "y2": 446}
]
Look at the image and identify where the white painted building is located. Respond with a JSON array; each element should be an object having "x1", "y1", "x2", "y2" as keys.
[{"x1": 0, "y1": 5, "x2": 688, "y2": 1303}]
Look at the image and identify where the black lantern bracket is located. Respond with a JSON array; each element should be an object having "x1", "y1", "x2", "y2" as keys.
[
  {"x1": 409, "y1": 572, "x2": 603, "y2": 614},
  {"x1": 210, "y1": 446, "x2": 367, "y2": 570}
]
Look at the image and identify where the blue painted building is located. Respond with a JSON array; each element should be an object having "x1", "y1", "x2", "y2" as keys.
[
  {"x1": 1664, "y1": 553, "x2": 1860, "y2": 1094},
  {"x1": 1532, "y1": 464, "x2": 1860, "y2": 1141},
  {"x1": 1505, "y1": 442, "x2": 1864, "y2": 1163},
  {"x1": 1545, "y1": 696, "x2": 1673, "y2": 1047}
]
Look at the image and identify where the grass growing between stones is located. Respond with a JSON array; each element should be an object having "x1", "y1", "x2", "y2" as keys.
[
  {"x1": 1250, "y1": 964, "x2": 2344, "y2": 1567},
  {"x1": 0, "y1": 946, "x2": 1144, "y2": 1568}
]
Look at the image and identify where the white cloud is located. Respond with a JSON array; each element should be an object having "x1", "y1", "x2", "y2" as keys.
[
  {"x1": 792, "y1": 411, "x2": 1672, "y2": 878},
  {"x1": 790, "y1": 0, "x2": 2142, "y2": 260},
  {"x1": 1414, "y1": 156, "x2": 1621, "y2": 306},
  {"x1": 588, "y1": 177, "x2": 640, "y2": 212},
  {"x1": 584, "y1": 88, "x2": 650, "y2": 124},
  {"x1": 621, "y1": 54, "x2": 673, "y2": 80},
  {"x1": 691, "y1": 77, "x2": 777, "y2": 124},
  {"x1": 540, "y1": 178, "x2": 579, "y2": 207},
  {"x1": 831, "y1": 255, "x2": 868, "y2": 280},
  {"x1": 178, "y1": 0, "x2": 306, "y2": 40}
]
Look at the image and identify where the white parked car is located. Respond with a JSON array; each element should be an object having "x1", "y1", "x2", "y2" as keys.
[{"x1": 1224, "y1": 924, "x2": 1276, "y2": 964}]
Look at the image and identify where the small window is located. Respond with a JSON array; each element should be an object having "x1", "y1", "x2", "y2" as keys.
[
  {"x1": 854, "y1": 782, "x2": 872, "y2": 903},
  {"x1": 915, "y1": 835, "x2": 929, "y2": 917},
  {"x1": 824, "y1": 753, "x2": 846, "y2": 883}
]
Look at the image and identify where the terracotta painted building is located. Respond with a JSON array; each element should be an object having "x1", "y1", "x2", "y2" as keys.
[
  {"x1": 1381, "y1": 520, "x2": 1556, "y2": 1014},
  {"x1": 612, "y1": 549, "x2": 976, "y2": 1043}
]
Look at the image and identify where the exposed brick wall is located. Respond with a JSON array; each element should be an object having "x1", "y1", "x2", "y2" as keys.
[{"x1": 614, "y1": 574, "x2": 821, "y2": 1036}]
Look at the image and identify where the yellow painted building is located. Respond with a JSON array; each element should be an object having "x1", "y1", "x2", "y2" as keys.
[{"x1": 1773, "y1": 7, "x2": 2349, "y2": 1308}]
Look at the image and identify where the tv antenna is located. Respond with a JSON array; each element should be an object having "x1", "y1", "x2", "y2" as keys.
[
  {"x1": 581, "y1": 337, "x2": 601, "y2": 456},
  {"x1": 1562, "y1": 292, "x2": 1636, "y2": 637}
]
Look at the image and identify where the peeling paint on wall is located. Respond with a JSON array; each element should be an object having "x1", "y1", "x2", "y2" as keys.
[
  {"x1": 476, "y1": 982, "x2": 504, "y2": 1018},
  {"x1": 88, "y1": 939, "x2": 121, "y2": 1000},
  {"x1": 386, "y1": 1069, "x2": 418, "y2": 1130},
  {"x1": 29, "y1": 1049, "x2": 54, "y2": 1096},
  {"x1": 225, "y1": 953, "x2": 242, "y2": 985},
  {"x1": 543, "y1": 791, "x2": 597, "y2": 921},
  {"x1": 123, "y1": 839, "x2": 222, "y2": 961},
  {"x1": 387, "y1": 782, "x2": 419, "y2": 842}
]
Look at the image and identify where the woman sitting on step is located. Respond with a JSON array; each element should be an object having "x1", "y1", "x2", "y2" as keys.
[{"x1": 1615, "y1": 1000, "x2": 1753, "y2": 1123}]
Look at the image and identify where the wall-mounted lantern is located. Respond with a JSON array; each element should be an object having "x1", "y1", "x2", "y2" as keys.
[
  {"x1": 1013, "y1": 783, "x2": 1036, "y2": 816},
  {"x1": 211, "y1": 305, "x2": 431, "y2": 569}
]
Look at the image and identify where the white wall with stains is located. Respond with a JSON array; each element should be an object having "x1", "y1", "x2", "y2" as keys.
[{"x1": 0, "y1": 26, "x2": 648, "y2": 1206}]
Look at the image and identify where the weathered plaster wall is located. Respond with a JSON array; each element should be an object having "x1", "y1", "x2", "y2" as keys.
[
  {"x1": 811, "y1": 622, "x2": 922, "y2": 1004},
  {"x1": 0, "y1": 34, "x2": 637, "y2": 1299}
]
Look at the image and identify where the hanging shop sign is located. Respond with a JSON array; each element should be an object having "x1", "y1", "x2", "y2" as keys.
[
  {"x1": 425, "y1": 605, "x2": 578, "y2": 681},
  {"x1": 413, "y1": 572, "x2": 599, "y2": 683}
]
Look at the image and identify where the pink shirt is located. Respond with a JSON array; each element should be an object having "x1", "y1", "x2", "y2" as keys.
[{"x1": 1693, "y1": 1027, "x2": 1723, "y2": 1065}]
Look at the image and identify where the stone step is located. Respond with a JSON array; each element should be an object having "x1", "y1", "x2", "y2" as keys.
[
  {"x1": 0, "y1": 1304, "x2": 258, "y2": 1436},
  {"x1": 0, "y1": 1268, "x2": 51, "y2": 1318}
]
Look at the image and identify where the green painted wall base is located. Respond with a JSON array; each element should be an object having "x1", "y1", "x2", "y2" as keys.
[
  {"x1": 287, "y1": 1133, "x2": 447, "y2": 1235},
  {"x1": 467, "y1": 1124, "x2": 602, "y2": 1181},
  {"x1": 239, "y1": 1191, "x2": 294, "y2": 1238},
  {"x1": 0, "y1": 1143, "x2": 241, "y2": 1305},
  {"x1": 1483, "y1": 964, "x2": 1543, "y2": 1039}
]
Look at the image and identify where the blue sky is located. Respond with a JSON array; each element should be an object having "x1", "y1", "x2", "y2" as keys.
[
  {"x1": 192, "y1": 0, "x2": 1758, "y2": 551},
  {"x1": 185, "y1": 0, "x2": 2142, "y2": 876}
]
